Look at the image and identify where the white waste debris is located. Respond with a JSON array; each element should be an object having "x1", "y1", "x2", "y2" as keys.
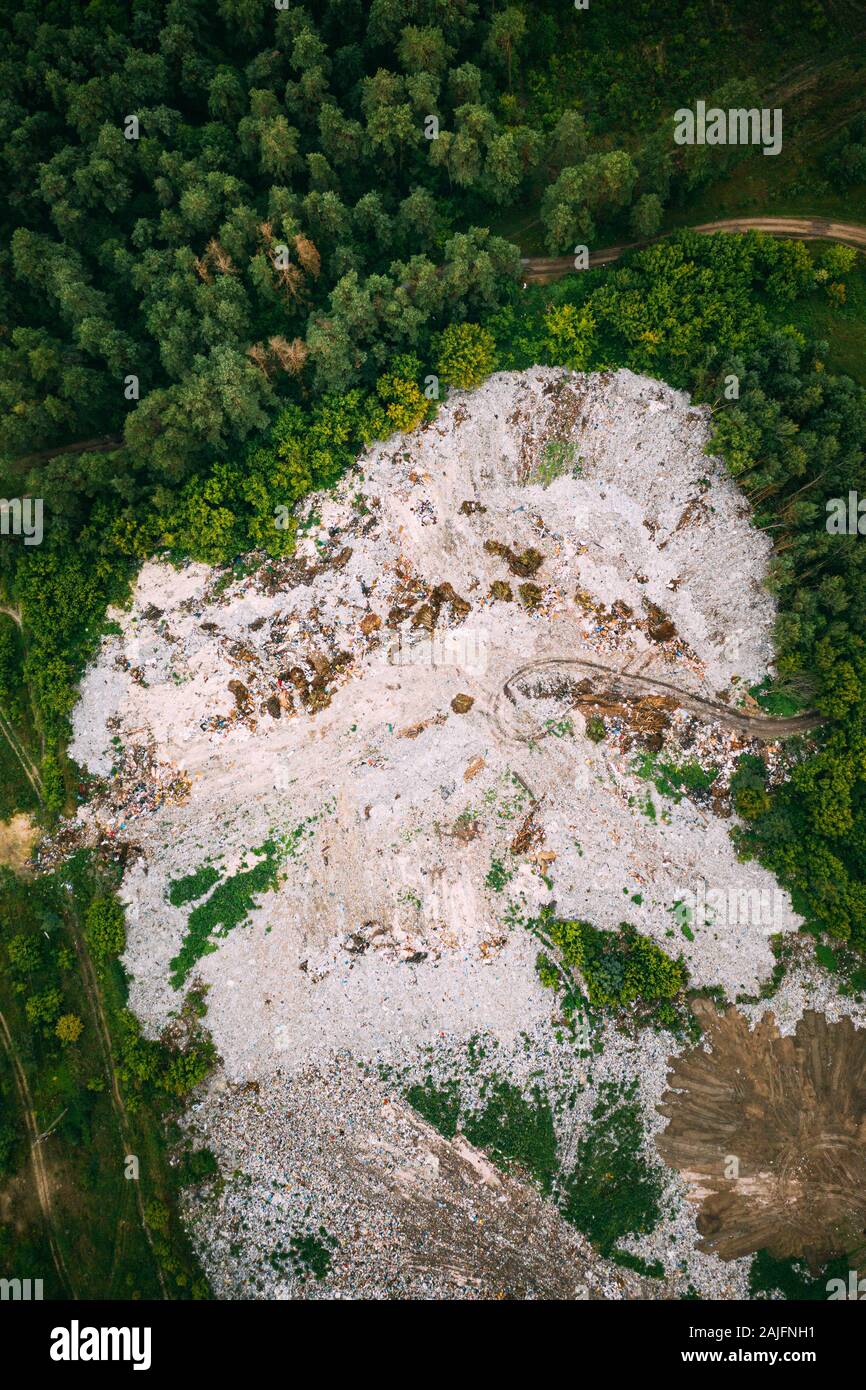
[{"x1": 69, "y1": 367, "x2": 797, "y2": 1079}]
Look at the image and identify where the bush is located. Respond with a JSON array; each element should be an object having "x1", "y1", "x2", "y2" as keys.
[
  {"x1": 5, "y1": 932, "x2": 41, "y2": 977},
  {"x1": 25, "y1": 987, "x2": 62, "y2": 1031},
  {"x1": 435, "y1": 322, "x2": 498, "y2": 390},
  {"x1": 629, "y1": 193, "x2": 663, "y2": 240},
  {"x1": 730, "y1": 755, "x2": 772, "y2": 821},
  {"x1": 819, "y1": 244, "x2": 858, "y2": 278},
  {"x1": 826, "y1": 141, "x2": 866, "y2": 188},
  {"x1": 535, "y1": 951, "x2": 561, "y2": 989},
  {"x1": 0, "y1": 618, "x2": 23, "y2": 721},
  {"x1": 546, "y1": 917, "x2": 689, "y2": 1032},
  {"x1": 84, "y1": 896, "x2": 126, "y2": 964},
  {"x1": 40, "y1": 752, "x2": 65, "y2": 816},
  {"x1": 55, "y1": 1013, "x2": 83, "y2": 1044},
  {"x1": 374, "y1": 354, "x2": 435, "y2": 433},
  {"x1": 176, "y1": 1147, "x2": 219, "y2": 1188},
  {"x1": 542, "y1": 302, "x2": 596, "y2": 370}
]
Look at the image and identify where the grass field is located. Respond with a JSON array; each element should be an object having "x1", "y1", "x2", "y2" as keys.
[
  {"x1": 0, "y1": 832, "x2": 210, "y2": 1298},
  {"x1": 0, "y1": 865, "x2": 163, "y2": 1298},
  {"x1": 778, "y1": 251, "x2": 866, "y2": 384}
]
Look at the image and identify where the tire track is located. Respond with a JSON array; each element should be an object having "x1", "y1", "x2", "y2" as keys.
[
  {"x1": 492, "y1": 655, "x2": 819, "y2": 746},
  {"x1": 0, "y1": 699, "x2": 42, "y2": 801},
  {"x1": 0, "y1": 1009, "x2": 76, "y2": 1297}
]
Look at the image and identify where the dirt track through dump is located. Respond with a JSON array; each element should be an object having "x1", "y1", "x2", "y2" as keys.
[{"x1": 494, "y1": 655, "x2": 818, "y2": 746}]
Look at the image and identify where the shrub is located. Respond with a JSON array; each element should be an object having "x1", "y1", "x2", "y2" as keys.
[
  {"x1": 5, "y1": 932, "x2": 41, "y2": 976},
  {"x1": 176, "y1": 1147, "x2": 220, "y2": 1188},
  {"x1": 40, "y1": 752, "x2": 65, "y2": 816},
  {"x1": 25, "y1": 987, "x2": 62, "y2": 1031},
  {"x1": 0, "y1": 619, "x2": 23, "y2": 721},
  {"x1": 84, "y1": 896, "x2": 126, "y2": 963},
  {"x1": 374, "y1": 354, "x2": 434, "y2": 433},
  {"x1": 730, "y1": 754, "x2": 772, "y2": 821},
  {"x1": 55, "y1": 1013, "x2": 84, "y2": 1044},
  {"x1": 542, "y1": 302, "x2": 596, "y2": 370},
  {"x1": 546, "y1": 917, "x2": 689, "y2": 1032},
  {"x1": 535, "y1": 951, "x2": 561, "y2": 989},
  {"x1": 288, "y1": 1230, "x2": 338, "y2": 1282},
  {"x1": 819, "y1": 243, "x2": 858, "y2": 278},
  {"x1": 435, "y1": 322, "x2": 498, "y2": 390},
  {"x1": 629, "y1": 192, "x2": 663, "y2": 239}
]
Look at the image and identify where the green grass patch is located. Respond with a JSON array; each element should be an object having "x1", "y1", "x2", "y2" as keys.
[
  {"x1": 748, "y1": 1249, "x2": 850, "y2": 1301},
  {"x1": 611, "y1": 1249, "x2": 665, "y2": 1279},
  {"x1": 168, "y1": 865, "x2": 220, "y2": 908},
  {"x1": 405, "y1": 1061, "x2": 664, "y2": 1267},
  {"x1": 0, "y1": 853, "x2": 212, "y2": 1299},
  {"x1": 175, "y1": 1147, "x2": 220, "y2": 1189},
  {"x1": 747, "y1": 677, "x2": 809, "y2": 717},
  {"x1": 168, "y1": 841, "x2": 281, "y2": 990},
  {"x1": 461, "y1": 1081, "x2": 559, "y2": 1195},
  {"x1": 633, "y1": 751, "x2": 718, "y2": 803},
  {"x1": 291, "y1": 1230, "x2": 338, "y2": 1282},
  {"x1": 485, "y1": 856, "x2": 514, "y2": 892},
  {"x1": 405, "y1": 1075, "x2": 558, "y2": 1195},
  {"x1": 559, "y1": 1081, "x2": 664, "y2": 1256},
  {"x1": 404, "y1": 1078, "x2": 461, "y2": 1139},
  {"x1": 0, "y1": 730, "x2": 37, "y2": 821}
]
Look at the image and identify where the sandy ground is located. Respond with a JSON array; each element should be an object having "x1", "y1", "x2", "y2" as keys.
[{"x1": 0, "y1": 814, "x2": 38, "y2": 872}]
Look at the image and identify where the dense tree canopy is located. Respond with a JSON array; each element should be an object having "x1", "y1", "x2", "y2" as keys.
[{"x1": 0, "y1": 0, "x2": 539, "y2": 521}]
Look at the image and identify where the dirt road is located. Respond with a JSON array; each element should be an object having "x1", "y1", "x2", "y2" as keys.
[
  {"x1": 521, "y1": 215, "x2": 866, "y2": 283},
  {"x1": 494, "y1": 655, "x2": 819, "y2": 745}
]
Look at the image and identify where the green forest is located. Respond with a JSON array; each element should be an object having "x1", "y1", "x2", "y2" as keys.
[{"x1": 1, "y1": 0, "x2": 866, "y2": 1303}]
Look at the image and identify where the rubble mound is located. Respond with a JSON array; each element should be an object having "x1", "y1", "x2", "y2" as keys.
[{"x1": 185, "y1": 1061, "x2": 670, "y2": 1301}]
